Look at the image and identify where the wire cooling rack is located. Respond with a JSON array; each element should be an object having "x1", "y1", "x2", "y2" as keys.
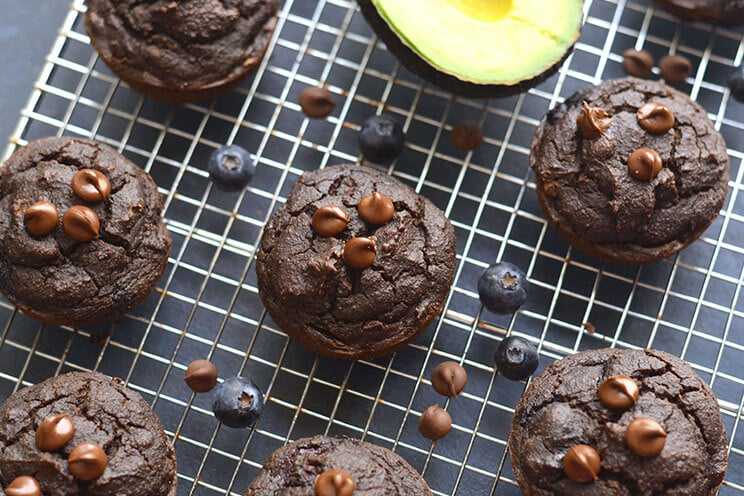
[{"x1": 1, "y1": 0, "x2": 743, "y2": 494}]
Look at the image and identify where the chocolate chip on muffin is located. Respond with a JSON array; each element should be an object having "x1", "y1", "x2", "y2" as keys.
[
  {"x1": 509, "y1": 348, "x2": 728, "y2": 495},
  {"x1": 0, "y1": 137, "x2": 171, "y2": 327},
  {"x1": 84, "y1": 0, "x2": 280, "y2": 103},
  {"x1": 256, "y1": 164, "x2": 456, "y2": 360},
  {"x1": 530, "y1": 77, "x2": 729, "y2": 264}
]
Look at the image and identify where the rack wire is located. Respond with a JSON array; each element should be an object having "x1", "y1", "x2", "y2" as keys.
[{"x1": 1, "y1": 0, "x2": 743, "y2": 494}]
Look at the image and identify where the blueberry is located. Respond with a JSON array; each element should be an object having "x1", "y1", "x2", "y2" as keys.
[
  {"x1": 493, "y1": 336, "x2": 539, "y2": 381},
  {"x1": 358, "y1": 115, "x2": 406, "y2": 163},
  {"x1": 208, "y1": 145, "x2": 254, "y2": 192},
  {"x1": 728, "y1": 64, "x2": 744, "y2": 102},
  {"x1": 477, "y1": 261, "x2": 528, "y2": 314},
  {"x1": 212, "y1": 377, "x2": 264, "y2": 428}
]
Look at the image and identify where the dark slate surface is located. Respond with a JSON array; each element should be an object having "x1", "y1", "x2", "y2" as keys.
[{"x1": 0, "y1": 0, "x2": 70, "y2": 147}]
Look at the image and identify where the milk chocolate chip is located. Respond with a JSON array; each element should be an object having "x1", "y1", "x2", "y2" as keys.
[
  {"x1": 563, "y1": 444, "x2": 601, "y2": 483},
  {"x1": 343, "y1": 237, "x2": 376, "y2": 270},
  {"x1": 68, "y1": 442, "x2": 108, "y2": 481},
  {"x1": 72, "y1": 169, "x2": 111, "y2": 203},
  {"x1": 637, "y1": 102, "x2": 675, "y2": 134},
  {"x1": 4, "y1": 476, "x2": 42, "y2": 496},
  {"x1": 36, "y1": 413, "x2": 75, "y2": 451},
  {"x1": 314, "y1": 469, "x2": 355, "y2": 496},
  {"x1": 431, "y1": 361, "x2": 468, "y2": 398},
  {"x1": 598, "y1": 375, "x2": 639, "y2": 410},
  {"x1": 358, "y1": 192, "x2": 394, "y2": 225},
  {"x1": 622, "y1": 49, "x2": 655, "y2": 78},
  {"x1": 628, "y1": 148, "x2": 663, "y2": 181},
  {"x1": 312, "y1": 205, "x2": 349, "y2": 237},
  {"x1": 24, "y1": 201, "x2": 58, "y2": 237},
  {"x1": 63, "y1": 205, "x2": 100, "y2": 242},
  {"x1": 659, "y1": 55, "x2": 691, "y2": 85},
  {"x1": 184, "y1": 359, "x2": 219, "y2": 393},
  {"x1": 418, "y1": 405, "x2": 452, "y2": 440},
  {"x1": 626, "y1": 418, "x2": 667, "y2": 457},
  {"x1": 577, "y1": 102, "x2": 611, "y2": 139},
  {"x1": 299, "y1": 87, "x2": 336, "y2": 119},
  {"x1": 450, "y1": 121, "x2": 483, "y2": 151}
]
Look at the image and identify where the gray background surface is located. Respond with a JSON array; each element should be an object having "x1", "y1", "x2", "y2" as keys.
[{"x1": 0, "y1": 0, "x2": 69, "y2": 145}]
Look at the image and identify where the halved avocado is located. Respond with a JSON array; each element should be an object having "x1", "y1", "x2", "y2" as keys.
[{"x1": 357, "y1": 0, "x2": 584, "y2": 98}]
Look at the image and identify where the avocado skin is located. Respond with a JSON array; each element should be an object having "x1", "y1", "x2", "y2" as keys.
[{"x1": 357, "y1": 0, "x2": 580, "y2": 99}]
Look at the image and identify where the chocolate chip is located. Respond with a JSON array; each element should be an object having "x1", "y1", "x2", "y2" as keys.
[
  {"x1": 342, "y1": 237, "x2": 376, "y2": 270},
  {"x1": 576, "y1": 102, "x2": 612, "y2": 139},
  {"x1": 626, "y1": 418, "x2": 667, "y2": 457},
  {"x1": 628, "y1": 148, "x2": 663, "y2": 181},
  {"x1": 431, "y1": 361, "x2": 468, "y2": 398},
  {"x1": 72, "y1": 169, "x2": 111, "y2": 203},
  {"x1": 637, "y1": 102, "x2": 675, "y2": 134},
  {"x1": 598, "y1": 375, "x2": 639, "y2": 410},
  {"x1": 184, "y1": 359, "x2": 219, "y2": 393},
  {"x1": 4, "y1": 476, "x2": 42, "y2": 496},
  {"x1": 314, "y1": 469, "x2": 356, "y2": 496},
  {"x1": 659, "y1": 55, "x2": 691, "y2": 85},
  {"x1": 62, "y1": 205, "x2": 100, "y2": 242},
  {"x1": 543, "y1": 180, "x2": 559, "y2": 199},
  {"x1": 450, "y1": 121, "x2": 483, "y2": 151},
  {"x1": 68, "y1": 442, "x2": 108, "y2": 481},
  {"x1": 299, "y1": 87, "x2": 335, "y2": 119},
  {"x1": 563, "y1": 444, "x2": 601, "y2": 483},
  {"x1": 418, "y1": 405, "x2": 452, "y2": 440},
  {"x1": 358, "y1": 192, "x2": 394, "y2": 225},
  {"x1": 36, "y1": 413, "x2": 75, "y2": 451},
  {"x1": 24, "y1": 201, "x2": 59, "y2": 237},
  {"x1": 622, "y1": 49, "x2": 655, "y2": 78},
  {"x1": 312, "y1": 205, "x2": 350, "y2": 237}
]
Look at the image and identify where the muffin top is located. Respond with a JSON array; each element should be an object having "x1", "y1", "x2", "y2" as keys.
[
  {"x1": 244, "y1": 435, "x2": 432, "y2": 495},
  {"x1": 0, "y1": 137, "x2": 171, "y2": 327},
  {"x1": 0, "y1": 372, "x2": 177, "y2": 496},
  {"x1": 84, "y1": 0, "x2": 279, "y2": 94},
  {"x1": 509, "y1": 348, "x2": 728, "y2": 496},
  {"x1": 530, "y1": 77, "x2": 729, "y2": 264},
  {"x1": 256, "y1": 164, "x2": 457, "y2": 360}
]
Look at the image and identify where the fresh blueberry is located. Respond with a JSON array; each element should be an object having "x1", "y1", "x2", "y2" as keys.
[
  {"x1": 493, "y1": 336, "x2": 539, "y2": 381},
  {"x1": 728, "y1": 64, "x2": 744, "y2": 102},
  {"x1": 477, "y1": 261, "x2": 528, "y2": 314},
  {"x1": 212, "y1": 377, "x2": 264, "y2": 428},
  {"x1": 358, "y1": 115, "x2": 406, "y2": 163},
  {"x1": 208, "y1": 145, "x2": 255, "y2": 192}
]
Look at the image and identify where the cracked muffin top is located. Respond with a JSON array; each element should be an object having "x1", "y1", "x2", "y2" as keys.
[
  {"x1": 0, "y1": 372, "x2": 177, "y2": 496},
  {"x1": 509, "y1": 348, "x2": 728, "y2": 496},
  {"x1": 530, "y1": 77, "x2": 729, "y2": 264},
  {"x1": 244, "y1": 435, "x2": 432, "y2": 495},
  {"x1": 654, "y1": 0, "x2": 744, "y2": 25},
  {"x1": 84, "y1": 0, "x2": 280, "y2": 103},
  {"x1": 0, "y1": 137, "x2": 171, "y2": 328},
  {"x1": 255, "y1": 164, "x2": 457, "y2": 360}
]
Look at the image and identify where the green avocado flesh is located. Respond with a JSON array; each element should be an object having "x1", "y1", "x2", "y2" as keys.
[{"x1": 370, "y1": 0, "x2": 583, "y2": 85}]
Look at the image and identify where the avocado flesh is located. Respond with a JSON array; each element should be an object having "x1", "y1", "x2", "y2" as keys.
[{"x1": 370, "y1": 0, "x2": 583, "y2": 86}]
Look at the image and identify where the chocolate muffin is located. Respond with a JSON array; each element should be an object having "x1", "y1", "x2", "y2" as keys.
[
  {"x1": 509, "y1": 348, "x2": 728, "y2": 495},
  {"x1": 530, "y1": 77, "x2": 729, "y2": 264},
  {"x1": 655, "y1": 0, "x2": 744, "y2": 24},
  {"x1": 0, "y1": 372, "x2": 177, "y2": 496},
  {"x1": 244, "y1": 435, "x2": 432, "y2": 494},
  {"x1": 255, "y1": 164, "x2": 457, "y2": 360},
  {"x1": 84, "y1": 0, "x2": 280, "y2": 103},
  {"x1": 0, "y1": 137, "x2": 171, "y2": 328}
]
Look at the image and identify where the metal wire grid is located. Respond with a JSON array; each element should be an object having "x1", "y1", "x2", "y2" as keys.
[{"x1": 0, "y1": 0, "x2": 743, "y2": 494}]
